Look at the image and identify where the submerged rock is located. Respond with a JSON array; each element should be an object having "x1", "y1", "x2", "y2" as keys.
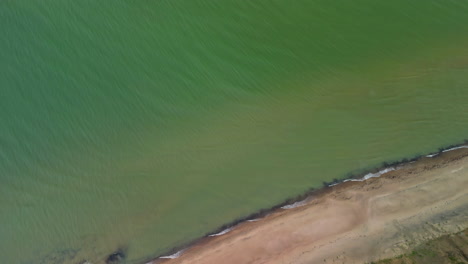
[{"x1": 106, "y1": 249, "x2": 125, "y2": 264}]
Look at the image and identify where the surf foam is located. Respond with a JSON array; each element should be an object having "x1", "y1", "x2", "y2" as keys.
[
  {"x1": 344, "y1": 167, "x2": 396, "y2": 183},
  {"x1": 329, "y1": 167, "x2": 396, "y2": 187},
  {"x1": 281, "y1": 199, "x2": 308, "y2": 209},
  {"x1": 209, "y1": 227, "x2": 233, "y2": 237},
  {"x1": 160, "y1": 249, "x2": 185, "y2": 259},
  {"x1": 442, "y1": 145, "x2": 468, "y2": 152},
  {"x1": 426, "y1": 145, "x2": 467, "y2": 158}
]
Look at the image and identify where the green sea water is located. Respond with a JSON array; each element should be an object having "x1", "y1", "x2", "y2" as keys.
[{"x1": 1, "y1": 1, "x2": 468, "y2": 263}]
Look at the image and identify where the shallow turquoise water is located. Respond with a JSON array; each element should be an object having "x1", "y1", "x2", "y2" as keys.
[{"x1": 1, "y1": 1, "x2": 468, "y2": 263}]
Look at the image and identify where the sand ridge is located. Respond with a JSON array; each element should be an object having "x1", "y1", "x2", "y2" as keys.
[{"x1": 149, "y1": 148, "x2": 468, "y2": 264}]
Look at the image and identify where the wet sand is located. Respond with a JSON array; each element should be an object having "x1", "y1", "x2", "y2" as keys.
[{"x1": 147, "y1": 146, "x2": 468, "y2": 264}]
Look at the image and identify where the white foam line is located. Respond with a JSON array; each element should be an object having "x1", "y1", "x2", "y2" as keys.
[
  {"x1": 329, "y1": 167, "x2": 397, "y2": 187},
  {"x1": 160, "y1": 249, "x2": 185, "y2": 259},
  {"x1": 247, "y1": 218, "x2": 261, "y2": 222},
  {"x1": 363, "y1": 167, "x2": 395, "y2": 180},
  {"x1": 426, "y1": 145, "x2": 467, "y2": 157},
  {"x1": 442, "y1": 145, "x2": 468, "y2": 153},
  {"x1": 281, "y1": 199, "x2": 308, "y2": 209},
  {"x1": 209, "y1": 227, "x2": 233, "y2": 237},
  {"x1": 343, "y1": 167, "x2": 396, "y2": 183}
]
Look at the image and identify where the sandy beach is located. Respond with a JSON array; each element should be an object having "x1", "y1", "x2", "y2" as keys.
[{"x1": 148, "y1": 146, "x2": 468, "y2": 264}]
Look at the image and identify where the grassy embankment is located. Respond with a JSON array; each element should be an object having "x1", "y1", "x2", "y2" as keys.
[{"x1": 371, "y1": 229, "x2": 468, "y2": 264}]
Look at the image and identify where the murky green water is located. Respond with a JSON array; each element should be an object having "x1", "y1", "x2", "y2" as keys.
[{"x1": 1, "y1": 1, "x2": 468, "y2": 263}]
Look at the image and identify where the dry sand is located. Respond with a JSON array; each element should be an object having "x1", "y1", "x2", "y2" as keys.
[{"x1": 149, "y1": 147, "x2": 468, "y2": 264}]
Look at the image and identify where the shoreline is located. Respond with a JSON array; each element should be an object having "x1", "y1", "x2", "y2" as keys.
[{"x1": 143, "y1": 141, "x2": 468, "y2": 264}]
